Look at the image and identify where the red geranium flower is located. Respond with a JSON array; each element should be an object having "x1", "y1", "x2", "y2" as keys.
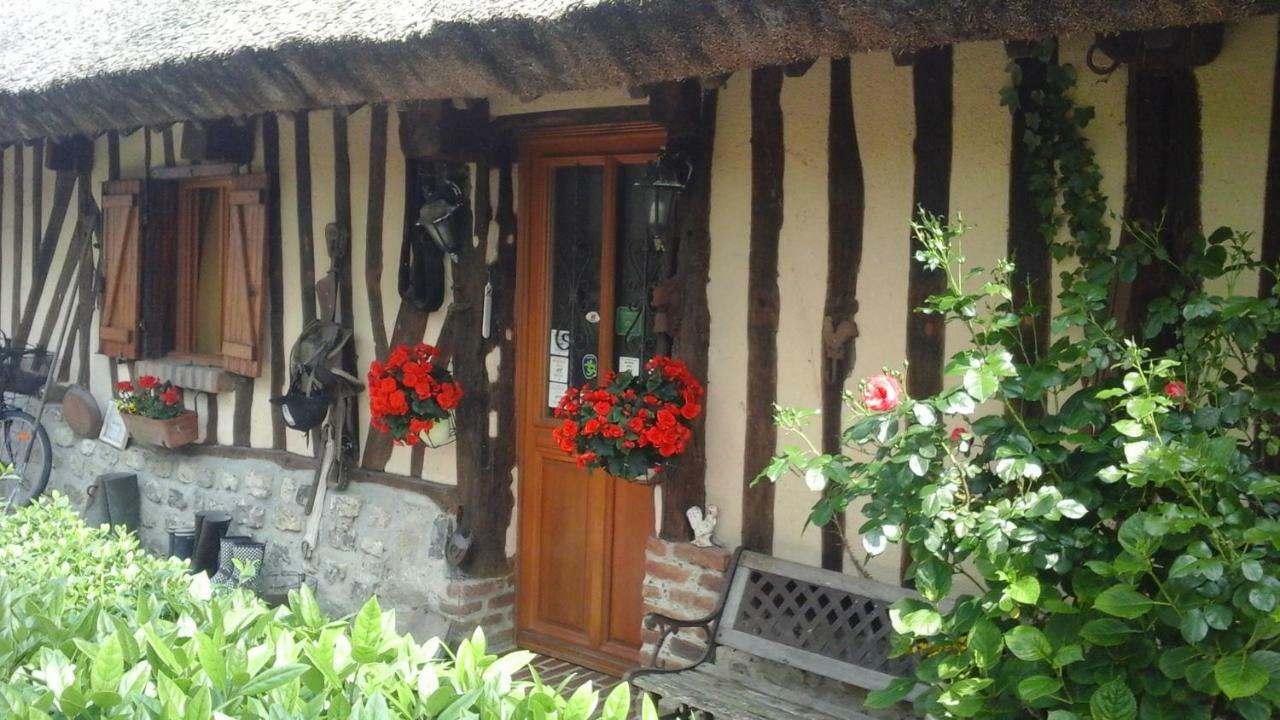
[
  {"x1": 138, "y1": 375, "x2": 160, "y2": 390},
  {"x1": 551, "y1": 355, "x2": 703, "y2": 478},
  {"x1": 161, "y1": 387, "x2": 182, "y2": 406},
  {"x1": 367, "y1": 343, "x2": 460, "y2": 446}
]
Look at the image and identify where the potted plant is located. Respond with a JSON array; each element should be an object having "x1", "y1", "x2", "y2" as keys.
[
  {"x1": 368, "y1": 343, "x2": 462, "y2": 447},
  {"x1": 116, "y1": 376, "x2": 198, "y2": 448},
  {"x1": 551, "y1": 355, "x2": 704, "y2": 483}
]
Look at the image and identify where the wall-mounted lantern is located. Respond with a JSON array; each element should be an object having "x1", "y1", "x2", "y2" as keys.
[
  {"x1": 644, "y1": 148, "x2": 693, "y2": 250},
  {"x1": 416, "y1": 181, "x2": 466, "y2": 258}
]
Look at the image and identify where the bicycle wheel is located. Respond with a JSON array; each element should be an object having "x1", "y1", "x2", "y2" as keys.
[{"x1": 0, "y1": 409, "x2": 51, "y2": 509}]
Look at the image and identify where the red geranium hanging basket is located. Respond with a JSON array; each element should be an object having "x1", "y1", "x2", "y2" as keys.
[
  {"x1": 368, "y1": 343, "x2": 462, "y2": 447},
  {"x1": 551, "y1": 356, "x2": 704, "y2": 483}
]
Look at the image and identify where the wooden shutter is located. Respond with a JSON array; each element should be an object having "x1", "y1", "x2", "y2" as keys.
[
  {"x1": 99, "y1": 180, "x2": 143, "y2": 359},
  {"x1": 221, "y1": 174, "x2": 269, "y2": 377}
]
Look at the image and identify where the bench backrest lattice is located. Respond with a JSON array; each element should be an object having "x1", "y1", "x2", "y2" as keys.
[{"x1": 716, "y1": 551, "x2": 917, "y2": 690}]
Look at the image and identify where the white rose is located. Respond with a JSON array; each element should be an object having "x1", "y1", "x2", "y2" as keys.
[{"x1": 804, "y1": 468, "x2": 827, "y2": 492}]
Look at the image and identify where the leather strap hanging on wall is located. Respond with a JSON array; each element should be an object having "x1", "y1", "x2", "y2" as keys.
[{"x1": 398, "y1": 224, "x2": 446, "y2": 312}]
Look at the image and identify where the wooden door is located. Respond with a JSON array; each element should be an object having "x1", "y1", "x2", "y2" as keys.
[{"x1": 516, "y1": 124, "x2": 665, "y2": 675}]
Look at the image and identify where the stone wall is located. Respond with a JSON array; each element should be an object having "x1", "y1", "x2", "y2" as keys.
[
  {"x1": 640, "y1": 536, "x2": 733, "y2": 667},
  {"x1": 41, "y1": 406, "x2": 514, "y2": 649}
]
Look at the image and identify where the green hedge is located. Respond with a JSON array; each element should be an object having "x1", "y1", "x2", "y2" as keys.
[{"x1": 0, "y1": 495, "x2": 655, "y2": 719}]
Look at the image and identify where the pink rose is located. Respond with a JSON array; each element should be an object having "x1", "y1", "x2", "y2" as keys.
[
  {"x1": 863, "y1": 375, "x2": 903, "y2": 413},
  {"x1": 949, "y1": 427, "x2": 966, "y2": 442},
  {"x1": 1164, "y1": 380, "x2": 1187, "y2": 400}
]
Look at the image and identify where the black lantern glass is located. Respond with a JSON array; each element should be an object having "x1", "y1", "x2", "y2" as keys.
[
  {"x1": 644, "y1": 149, "x2": 692, "y2": 249},
  {"x1": 417, "y1": 181, "x2": 465, "y2": 257}
]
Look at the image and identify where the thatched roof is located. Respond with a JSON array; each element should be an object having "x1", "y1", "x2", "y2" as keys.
[{"x1": 0, "y1": 0, "x2": 1275, "y2": 142}]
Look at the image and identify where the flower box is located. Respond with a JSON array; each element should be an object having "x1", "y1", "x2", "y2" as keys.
[{"x1": 121, "y1": 410, "x2": 199, "y2": 449}]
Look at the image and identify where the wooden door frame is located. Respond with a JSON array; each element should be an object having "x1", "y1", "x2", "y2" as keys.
[{"x1": 513, "y1": 122, "x2": 666, "y2": 671}]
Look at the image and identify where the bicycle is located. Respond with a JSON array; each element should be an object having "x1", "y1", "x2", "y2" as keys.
[{"x1": 0, "y1": 332, "x2": 52, "y2": 509}]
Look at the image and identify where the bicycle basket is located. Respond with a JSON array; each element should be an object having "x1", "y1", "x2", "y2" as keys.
[{"x1": 0, "y1": 338, "x2": 53, "y2": 397}]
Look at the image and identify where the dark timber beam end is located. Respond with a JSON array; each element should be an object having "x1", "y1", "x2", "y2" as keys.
[
  {"x1": 648, "y1": 79, "x2": 718, "y2": 541},
  {"x1": 741, "y1": 66, "x2": 784, "y2": 554}
]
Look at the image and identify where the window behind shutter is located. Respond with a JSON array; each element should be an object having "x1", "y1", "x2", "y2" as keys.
[
  {"x1": 99, "y1": 180, "x2": 143, "y2": 359},
  {"x1": 221, "y1": 174, "x2": 269, "y2": 377}
]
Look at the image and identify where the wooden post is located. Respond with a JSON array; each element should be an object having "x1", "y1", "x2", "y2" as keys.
[
  {"x1": 264, "y1": 114, "x2": 287, "y2": 450},
  {"x1": 820, "y1": 57, "x2": 866, "y2": 571},
  {"x1": 364, "y1": 105, "x2": 391, "y2": 360},
  {"x1": 902, "y1": 46, "x2": 954, "y2": 582},
  {"x1": 1006, "y1": 47, "x2": 1054, "y2": 416},
  {"x1": 741, "y1": 66, "x2": 785, "y2": 554},
  {"x1": 648, "y1": 79, "x2": 718, "y2": 541},
  {"x1": 294, "y1": 112, "x2": 318, "y2": 327}
]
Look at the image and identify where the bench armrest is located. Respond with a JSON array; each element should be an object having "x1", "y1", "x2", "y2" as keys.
[{"x1": 629, "y1": 610, "x2": 719, "y2": 679}]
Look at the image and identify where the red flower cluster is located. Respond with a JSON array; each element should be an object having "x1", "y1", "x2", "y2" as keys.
[
  {"x1": 552, "y1": 356, "x2": 704, "y2": 478},
  {"x1": 368, "y1": 343, "x2": 462, "y2": 446},
  {"x1": 116, "y1": 375, "x2": 185, "y2": 419}
]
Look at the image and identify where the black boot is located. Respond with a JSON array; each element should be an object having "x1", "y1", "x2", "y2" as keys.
[
  {"x1": 211, "y1": 535, "x2": 252, "y2": 585},
  {"x1": 190, "y1": 512, "x2": 232, "y2": 576}
]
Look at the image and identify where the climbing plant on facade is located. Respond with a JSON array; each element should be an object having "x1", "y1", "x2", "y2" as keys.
[{"x1": 763, "y1": 42, "x2": 1280, "y2": 720}]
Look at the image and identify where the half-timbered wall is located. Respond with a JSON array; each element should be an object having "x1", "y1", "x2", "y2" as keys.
[{"x1": 0, "y1": 18, "x2": 1276, "y2": 596}]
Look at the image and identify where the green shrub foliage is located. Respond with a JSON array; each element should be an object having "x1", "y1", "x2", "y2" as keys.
[
  {"x1": 0, "y1": 495, "x2": 654, "y2": 719},
  {"x1": 768, "y1": 210, "x2": 1280, "y2": 719},
  {"x1": 765, "y1": 43, "x2": 1280, "y2": 718}
]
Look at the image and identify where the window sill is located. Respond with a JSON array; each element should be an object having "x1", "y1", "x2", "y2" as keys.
[{"x1": 135, "y1": 358, "x2": 238, "y2": 394}]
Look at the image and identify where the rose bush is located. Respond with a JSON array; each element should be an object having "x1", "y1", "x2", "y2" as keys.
[
  {"x1": 764, "y1": 210, "x2": 1280, "y2": 719},
  {"x1": 368, "y1": 343, "x2": 462, "y2": 446},
  {"x1": 552, "y1": 355, "x2": 703, "y2": 479}
]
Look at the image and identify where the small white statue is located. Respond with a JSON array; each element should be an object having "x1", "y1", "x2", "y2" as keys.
[{"x1": 686, "y1": 505, "x2": 719, "y2": 548}]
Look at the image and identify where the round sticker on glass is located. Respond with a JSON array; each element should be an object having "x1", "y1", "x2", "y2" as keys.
[{"x1": 581, "y1": 354, "x2": 599, "y2": 380}]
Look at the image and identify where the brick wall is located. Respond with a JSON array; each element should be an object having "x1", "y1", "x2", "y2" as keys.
[
  {"x1": 439, "y1": 574, "x2": 516, "y2": 651},
  {"x1": 641, "y1": 536, "x2": 733, "y2": 668}
]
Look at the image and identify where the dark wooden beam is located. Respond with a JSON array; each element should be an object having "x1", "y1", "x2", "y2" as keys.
[
  {"x1": 264, "y1": 114, "x2": 287, "y2": 449},
  {"x1": 333, "y1": 109, "x2": 360, "y2": 465},
  {"x1": 398, "y1": 100, "x2": 490, "y2": 161},
  {"x1": 1112, "y1": 63, "x2": 1204, "y2": 342},
  {"x1": 10, "y1": 145, "x2": 20, "y2": 333},
  {"x1": 741, "y1": 66, "x2": 784, "y2": 554},
  {"x1": 175, "y1": 443, "x2": 457, "y2": 507},
  {"x1": 364, "y1": 105, "x2": 391, "y2": 359},
  {"x1": 46, "y1": 135, "x2": 93, "y2": 173},
  {"x1": 106, "y1": 132, "x2": 121, "y2": 389},
  {"x1": 360, "y1": 158, "x2": 433, "y2": 472},
  {"x1": 903, "y1": 45, "x2": 954, "y2": 582},
  {"x1": 30, "y1": 140, "x2": 42, "y2": 287},
  {"x1": 162, "y1": 125, "x2": 176, "y2": 167},
  {"x1": 649, "y1": 79, "x2": 718, "y2": 541},
  {"x1": 1006, "y1": 49, "x2": 1054, "y2": 415},
  {"x1": 489, "y1": 105, "x2": 650, "y2": 132},
  {"x1": 19, "y1": 169, "x2": 76, "y2": 346},
  {"x1": 294, "y1": 112, "x2": 318, "y2": 326},
  {"x1": 820, "y1": 57, "x2": 865, "y2": 571}
]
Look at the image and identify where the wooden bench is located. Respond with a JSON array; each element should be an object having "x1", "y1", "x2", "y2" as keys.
[{"x1": 627, "y1": 549, "x2": 918, "y2": 719}]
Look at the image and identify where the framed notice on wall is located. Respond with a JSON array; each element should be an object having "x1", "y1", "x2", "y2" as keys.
[{"x1": 98, "y1": 403, "x2": 130, "y2": 450}]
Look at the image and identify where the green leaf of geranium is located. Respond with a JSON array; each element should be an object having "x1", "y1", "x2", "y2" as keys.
[
  {"x1": 1005, "y1": 625, "x2": 1053, "y2": 662},
  {"x1": 1215, "y1": 653, "x2": 1270, "y2": 700},
  {"x1": 1006, "y1": 576, "x2": 1041, "y2": 605},
  {"x1": 1094, "y1": 586, "x2": 1154, "y2": 619},
  {"x1": 968, "y1": 619, "x2": 1003, "y2": 670},
  {"x1": 1089, "y1": 680, "x2": 1137, "y2": 720},
  {"x1": 1017, "y1": 675, "x2": 1062, "y2": 702}
]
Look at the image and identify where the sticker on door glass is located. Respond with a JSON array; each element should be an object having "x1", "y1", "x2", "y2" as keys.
[
  {"x1": 550, "y1": 329, "x2": 571, "y2": 357},
  {"x1": 548, "y1": 355, "x2": 569, "y2": 383},
  {"x1": 618, "y1": 356, "x2": 641, "y2": 376},
  {"x1": 581, "y1": 354, "x2": 599, "y2": 380},
  {"x1": 547, "y1": 381, "x2": 568, "y2": 408}
]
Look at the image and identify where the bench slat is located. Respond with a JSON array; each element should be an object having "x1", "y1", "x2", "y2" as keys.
[{"x1": 634, "y1": 669, "x2": 876, "y2": 720}]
